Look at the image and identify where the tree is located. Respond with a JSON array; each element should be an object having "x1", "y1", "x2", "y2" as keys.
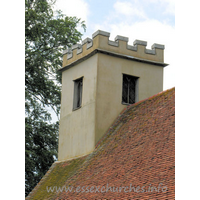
[{"x1": 25, "y1": 0, "x2": 86, "y2": 196}]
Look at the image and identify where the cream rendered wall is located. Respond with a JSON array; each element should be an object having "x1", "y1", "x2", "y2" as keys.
[
  {"x1": 59, "y1": 30, "x2": 166, "y2": 161},
  {"x1": 58, "y1": 54, "x2": 98, "y2": 161},
  {"x1": 95, "y1": 53, "x2": 163, "y2": 143}
]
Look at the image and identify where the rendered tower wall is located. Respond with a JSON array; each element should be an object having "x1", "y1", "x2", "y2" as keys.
[{"x1": 58, "y1": 30, "x2": 167, "y2": 161}]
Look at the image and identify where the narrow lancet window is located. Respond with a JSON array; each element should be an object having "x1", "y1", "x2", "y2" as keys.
[
  {"x1": 73, "y1": 77, "x2": 83, "y2": 110},
  {"x1": 122, "y1": 74, "x2": 138, "y2": 104}
]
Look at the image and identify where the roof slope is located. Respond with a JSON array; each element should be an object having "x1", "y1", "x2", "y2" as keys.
[{"x1": 27, "y1": 87, "x2": 175, "y2": 200}]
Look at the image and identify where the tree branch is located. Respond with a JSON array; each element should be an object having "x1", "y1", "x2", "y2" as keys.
[{"x1": 26, "y1": 88, "x2": 60, "y2": 121}]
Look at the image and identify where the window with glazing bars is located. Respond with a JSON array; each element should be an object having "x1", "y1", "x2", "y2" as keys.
[
  {"x1": 122, "y1": 74, "x2": 137, "y2": 104},
  {"x1": 73, "y1": 77, "x2": 83, "y2": 110}
]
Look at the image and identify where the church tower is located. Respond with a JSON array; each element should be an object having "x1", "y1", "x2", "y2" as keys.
[{"x1": 58, "y1": 30, "x2": 167, "y2": 161}]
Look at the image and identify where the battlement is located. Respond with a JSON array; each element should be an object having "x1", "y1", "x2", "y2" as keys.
[{"x1": 62, "y1": 30, "x2": 166, "y2": 68}]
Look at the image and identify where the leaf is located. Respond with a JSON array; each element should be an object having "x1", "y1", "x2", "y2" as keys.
[{"x1": 25, "y1": 0, "x2": 86, "y2": 196}]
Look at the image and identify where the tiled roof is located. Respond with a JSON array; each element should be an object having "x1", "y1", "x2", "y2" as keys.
[{"x1": 27, "y1": 87, "x2": 175, "y2": 199}]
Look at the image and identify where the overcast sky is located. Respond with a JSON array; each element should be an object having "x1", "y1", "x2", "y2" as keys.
[{"x1": 54, "y1": 0, "x2": 175, "y2": 90}]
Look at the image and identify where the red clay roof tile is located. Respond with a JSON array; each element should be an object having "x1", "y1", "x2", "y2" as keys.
[{"x1": 27, "y1": 87, "x2": 175, "y2": 199}]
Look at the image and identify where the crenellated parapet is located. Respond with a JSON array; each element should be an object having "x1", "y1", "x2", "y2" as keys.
[{"x1": 62, "y1": 30, "x2": 165, "y2": 68}]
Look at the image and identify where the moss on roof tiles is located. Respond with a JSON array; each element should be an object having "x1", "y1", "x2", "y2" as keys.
[
  {"x1": 26, "y1": 156, "x2": 87, "y2": 200},
  {"x1": 27, "y1": 87, "x2": 175, "y2": 199}
]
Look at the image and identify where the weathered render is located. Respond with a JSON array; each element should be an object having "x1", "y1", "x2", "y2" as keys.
[{"x1": 58, "y1": 30, "x2": 168, "y2": 161}]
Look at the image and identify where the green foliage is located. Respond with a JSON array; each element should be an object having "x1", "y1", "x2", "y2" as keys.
[{"x1": 25, "y1": 0, "x2": 86, "y2": 196}]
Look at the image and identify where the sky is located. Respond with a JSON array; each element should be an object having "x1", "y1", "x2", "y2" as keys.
[
  {"x1": 53, "y1": 0, "x2": 175, "y2": 90},
  {"x1": 2, "y1": 1, "x2": 200, "y2": 199}
]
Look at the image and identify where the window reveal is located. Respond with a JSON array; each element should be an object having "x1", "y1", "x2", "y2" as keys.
[
  {"x1": 122, "y1": 74, "x2": 137, "y2": 104},
  {"x1": 73, "y1": 77, "x2": 83, "y2": 110}
]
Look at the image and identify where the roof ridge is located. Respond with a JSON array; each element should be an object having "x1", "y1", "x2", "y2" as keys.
[
  {"x1": 127, "y1": 87, "x2": 175, "y2": 110},
  {"x1": 95, "y1": 87, "x2": 175, "y2": 149},
  {"x1": 27, "y1": 87, "x2": 175, "y2": 199}
]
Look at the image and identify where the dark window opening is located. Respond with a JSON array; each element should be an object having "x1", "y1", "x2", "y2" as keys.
[
  {"x1": 73, "y1": 77, "x2": 83, "y2": 110},
  {"x1": 122, "y1": 74, "x2": 138, "y2": 104}
]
